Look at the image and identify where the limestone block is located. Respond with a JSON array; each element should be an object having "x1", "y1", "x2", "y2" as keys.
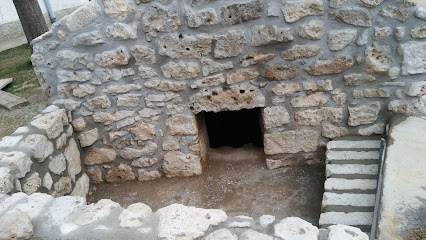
[
  {"x1": 61, "y1": 84, "x2": 96, "y2": 98},
  {"x1": 263, "y1": 106, "x2": 290, "y2": 129},
  {"x1": 71, "y1": 118, "x2": 85, "y2": 132},
  {"x1": 95, "y1": 68, "x2": 135, "y2": 82},
  {"x1": 274, "y1": 217, "x2": 319, "y2": 240},
  {"x1": 95, "y1": 46, "x2": 131, "y2": 68},
  {"x1": 23, "y1": 173, "x2": 41, "y2": 195},
  {"x1": 191, "y1": 74, "x2": 225, "y2": 89},
  {"x1": 373, "y1": 27, "x2": 392, "y2": 40},
  {"x1": 322, "y1": 123, "x2": 349, "y2": 138},
  {"x1": 74, "y1": 199, "x2": 121, "y2": 225},
  {"x1": 143, "y1": 3, "x2": 181, "y2": 32},
  {"x1": 282, "y1": 44, "x2": 320, "y2": 60},
  {"x1": 399, "y1": 41, "x2": 426, "y2": 75},
  {"x1": 251, "y1": 25, "x2": 293, "y2": 46},
  {"x1": 158, "y1": 33, "x2": 212, "y2": 59},
  {"x1": 130, "y1": 46, "x2": 156, "y2": 66},
  {"x1": 131, "y1": 158, "x2": 158, "y2": 168},
  {"x1": 57, "y1": 70, "x2": 92, "y2": 83},
  {"x1": 145, "y1": 92, "x2": 179, "y2": 102},
  {"x1": 78, "y1": 128, "x2": 99, "y2": 147},
  {"x1": 221, "y1": 0, "x2": 263, "y2": 25},
  {"x1": 241, "y1": 230, "x2": 273, "y2": 240},
  {"x1": 56, "y1": 50, "x2": 89, "y2": 70},
  {"x1": 329, "y1": 7, "x2": 372, "y2": 27},
  {"x1": 72, "y1": 31, "x2": 105, "y2": 46},
  {"x1": 167, "y1": 115, "x2": 197, "y2": 136},
  {"x1": 87, "y1": 166, "x2": 103, "y2": 184},
  {"x1": 327, "y1": 29, "x2": 357, "y2": 51},
  {"x1": 66, "y1": 2, "x2": 101, "y2": 32},
  {"x1": 71, "y1": 173, "x2": 90, "y2": 198},
  {"x1": 105, "y1": 84, "x2": 142, "y2": 94},
  {"x1": 343, "y1": 73, "x2": 375, "y2": 86},
  {"x1": 291, "y1": 92, "x2": 328, "y2": 108},
  {"x1": 19, "y1": 134, "x2": 54, "y2": 161},
  {"x1": 46, "y1": 195, "x2": 86, "y2": 225},
  {"x1": 119, "y1": 142, "x2": 157, "y2": 160},
  {"x1": 105, "y1": 164, "x2": 136, "y2": 182},
  {"x1": 84, "y1": 148, "x2": 117, "y2": 165},
  {"x1": 327, "y1": 224, "x2": 368, "y2": 240},
  {"x1": 267, "y1": 3, "x2": 281, "y2": 16},
  {"x1": 283, "y1": 0, "x2": 324, "y2": 23},
  {"x1": 410, "y1": 27, "x2": 426, "y2": 39},
  {"x1": 239, "y1": 51, "x2": 274, "y2": 67},
  {"x1": 388, "y1": 99, "x2": 425, "y2": 116},
  {"x1": 184, "y1": 6, "x2": 217, "y2": 28},
  {"x1": 105, "y1": 23, "x2": 137, "y2": 40},
  {"x1": 363, "y1": 45, "x2": 392, "y2": 74},
  {"x1": 214, "y1": 30, "x2": 246, "y2": 58},
  {"x1": 348, "y1": 102, "x2": 381, "y2": 126},
  {"x1": 305, "y1": 55, "x2": 353, "y2": 75},
  {"x1": 15, "y1": 193, "x2": 53, "y2": 219},
  {"x1": 415, "y1": 6, "x2": 426, "y2": 20},
  {"x1": 85, "y1": 96, "x2": 111, "y2": 110},
  {"x1": 331, "y1": 89, "x2": 346, "y2": 105},
  {"x1": 264, "y1": 130, "x2": 320, "y2": 154},
  {"x1": 205, "y1": 228, "x2": 237, "y2": 240},
  {"x1": 379, "y1": 6, "x2": 408, "y2": 22},
  {"x1": 295, "y1": 107, "x2": 343, "y2": 126},
  {"x1": 157, "y1": 204, "x2": 227, "y2": 239},
  {"x1": 189, "y1": 83, "x2": 265, "y2": 113},
  {"x1": 117, "y1": 94, "x2": 142, "y2": 107},
  {"x1": 64, "y1": 139, "x2": 82, "y2": 182},
  {"x1": 303, "y1": 80, "x2": 333, "y2": 91},
  {"x1": 272, "y1": 83, "x2": 301, "y2": 96},
  {"x1": 356, "y1": 0, "x2": 384, "y2": 7},
  {"x1": 266, "y1": 64, "x2": 299, "y2": 80},
  {"x1": 201, "y1": 58, "x2": 233, "y2": 76},
  {"x1": 163, "y1": 151, "x2": 202, "y2": 177},
  {"x1": 227, "y1": 68, "x2": 259, "y2": 84},
  {"x1": 0, "y1": 152, "x2": 32, "y2": 179},
  {"x1": 298, "y1": 20, "x2": 325, "y2": 40},
  {"x1": 358, "y1": 123, "x2": 385, "y2": 136},
  {"x1": 0, "y1": 135, "x2": 22, "y2": 148},
  {"x1": 103, "y1": 0, "x2": 134, "y2": 20},
  {"x1": 0, "y1": 209, "x2": 33, "y2": 240},
  {"x1": 43, "y1": 172, "x2": 53, "y2": 190},
  {"x1": 363, "y1": 88, "x2": 391, "y2": 98},
  {"x1": 119, "y1": 202, "x2": 152, "y2": 228},
  {"x1": 130, "y1": 122, "x2": 156, "y2": 140},
  {"x1": 137, "y1": 169, "x2": 161, "y2": 181},
  {"x1": 161, "y1": 61, "x2": 200, "y2": 79},
  {"x1": 0, "y1": 168, "x2": 13, "y2": 194},
  {"x1": 49, "y1": 154, "x2": 66, "y2": 175},
  {"x1": 30, "y1": 109, "x2": 67, "y2": 139},
  {"x1": 407, "y1": 81, "x2": 426, "y2": 97},
  {"x1": 394, "y1": 27, "x2": 406, "y2": 41},
  {"x1": 329, "y1": 0, "x2": 346, "y2": 8}
]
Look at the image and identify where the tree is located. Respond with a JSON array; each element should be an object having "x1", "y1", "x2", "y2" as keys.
[{"x1": 12, "y1": 0, "x2": 48, "y2": 50}]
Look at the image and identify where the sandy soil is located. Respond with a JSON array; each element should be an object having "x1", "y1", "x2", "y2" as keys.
[{"x1": 88, "y1": 145, "x2": 325, "y2": 225}]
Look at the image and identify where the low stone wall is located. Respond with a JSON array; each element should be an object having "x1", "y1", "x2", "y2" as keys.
[
  {"x1": 0, "y1": 104, "x2": 89, "y2": 197},
  {"x1": 0, "y1": 192, "x2": 369, "y2": 240}
]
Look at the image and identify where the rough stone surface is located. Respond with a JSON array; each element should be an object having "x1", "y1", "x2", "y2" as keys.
[
  {"x1": 72, "y1": 31, "x2": 105, "y2": 46},
  {"x1": 241, "y1": 229, "x2": 274, "y2": 240},
  {"x1": 95, "y1": 47, "x2": 131, "y2": 68},
  {"x1": 283, "y1": 0, "x2": 324, "y2": 23},
  {"x1": 344, "y1": 73, "x2": 376, "y2": 86},
  {"x1": 356, "y1": 0, "x2": 384, "y2": 7},
  {"x1": 358, "y1": 123, "x2": 385, "y2": 136},
  {"x1": 379, "y1": 6, "x2": 409, "y2": 22},
  {"x1": 0, "y1": 209, "x2": 33, "y2": 240},
  {"x1": 220, "y1": 0, "x2": 263, "y2": 25},
  {"x1": 295, "y1": 108, "x2": 343, "y2": 126},
  {"x1": 103, "y1": 0, "x2": 134, "y2": 20},
  {"x1": 251, "y1": 25, "x2": 293, "y2": 46},
  {"x1": 74, "y1": 199, "x2": 120, "y2": 225},
  {"x1": 410, "y1": 27, "x2": 426, "y2": 39},
  {"x1": 64, "y1": 139, "x2": 82, "y2": 182},
  {"x1": 388, "y1": 99, "x2": 425, "y2": 116},
  {"x1": 348, "y1": 102, "x2": 381, "y2": 126},
  {"x1": 328, "y1": 224, "x2": 369, "y2": 240},
  {"x1": 327, "y1": 29, "x2": 357, "y2": 51},
  {"x1": 0, "y1": 168, "x2": 13, "y2": 194},
  {"x1": 305, "y1": 55, "x2": 353, "y2": 75},
  {"x1": 163, "y1": 151, "x2": 202, "y2": 178},
  {"x1": 23, "y1": 172, "x2": 41, "y2": 195},
  {"x1": 272, "y1": 83, "x2": 301, "y2": 96},
  {"x1": 274, "y1": 217, "x2": 319, "y2": 240},
  {"x1": 282, "y1": 44, "x2": 320, "y2": 60},
  {"x1": 227, "y1": 69, "x2": 259, "y2": 84},
  {"x1": 213, "y1": 30, "x2": 246, "y2": 59},
  {"x1": 71, "y1": 173, "x2": 90, "y2": 198},
  {"x1": 66, "y1": 2, "x2": 101, "y2": 32},
  {"x1": 53, "y1": 177, "x2": 73, "y2": 197},
  {"x1": 166, "y1": 115, "x2": 197, "y2": 136},
  {"x1": 30, "y1": 109, "x2": 67, "y2": 139},
  {"x1": 298, "y1": 20, "x2": 325, "y2": 40},
  {"x1": 201, "y1": 58, "x2": 233, "y2": 76},
  {"x1": 56, "y1": 50, "x2": 89, "y2": 70},
  {"x1": 322, "y1": 123, "x2": 349, "y2": 138},
  {"x1": 373, "y1": 27, "x2": 392, "y2": 40},
  {"x1": 184, "y1": 6, "x2": 217, "y2": 28},
  {"x1": 239, "y1": 51, "x2": 274, "y2": 67},
  {"x1": 84, "y1": 148, "x2": 117, "y2": 165},
  {"x1": 19, "y1": 134, "x2": 54, "y2": 161},
  {"x1": 0, "y1": 152, "x2": 32, "y2": 179},
  {"x1": 266, "y1": 64, "x2": 299, "y2": 80},
  {"x1": 142, "y1": 3, "x2": 181, "y2": 32},
  {"x1": 137, "y1": 169, "x2": 161, "y2": 181},
  {"x1": 264, "y1": 130, "x2": 320, "y2": 154},
  {"x1": 263, "y1": 106, "x2": 290, "y2": 129},
  {"x1": 105, "y1": 164, "x2": 136, "y2": 182},
  {"x1": 399, "y1": 41, "x2": 426, "y2": 75},
  {"x1": 158, "y1": 33, "x2": 212, "y2": 59},
  {"x1": 291, "y1": 92, "x2": 328, "y2": 108},
  {"x1": 329, "y1": 7, "x2": 372, "y2": 27},
  {"x1": 105, "y1": 23, "x2": 137, "y2": 40},
  {"x1": 119, "y1": 203, "x2": 152, "y2": 228},
  {"x1": 78, "y1": 128, "x2": 99, "y2": 147},
  {"x1": 191, "y1": 74, "x2": 225, "y2": 89},
  {"x1": 205, "y1": 228, "x2": 237, "y2": 240},
  {"x1": 161, "y1": 61, "x2": 200, "y2": 79},
  {"x1": 131, "y1": 45, "x2": 156, "y2": 65},
  {"x1": 363, "y1": 45, "x2": 392, "y2": 74}
]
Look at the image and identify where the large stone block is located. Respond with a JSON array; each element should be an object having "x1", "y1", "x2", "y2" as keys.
[
  {"x1": 95, "y1": 46, "x2": 131, "y2": 68},
  {"x1": 327, "y1": 29, "x2": 357, "y2": 51},
  {"x1": 66, "y1": 2, "x2": 101, "y2": 32},
  {"x1": 64, "y1": 139, "x2": 82, "y2": 182},
  {"x1": 299, "y1": 20, "x2": 325, "y2": 40},
  {"x1": 163, "y1": 151, "x2": 202, "y2": 178},
  {"x1": 274, "y1": 217, "x2": 319, "y2": 239},
  {"x1": 158, "y1": 33, "x2": 212, "y2": 59},
  {"x1": 103, "y1": 0, "x2": 134, "y2": 20},
  {"x1": 305, "y1": 55, "x2": 353, "y2": 75},
  {"x1": 251, "y1": 25, "x2": 293, "y2": 46},
  {"x1": 264, "y1": 130, "x2": 320, "y2": 154},
  {"x1": 214, "y1": 30, "x2": 246, "y2": 58},
  {"x1": 30, "y1": 109, "x2": 68, "y2": 139},
  {"x1": 282, "y1": 44, "x2": 320, "y2": 60},
  {"x1": 143, "y1": 3, "x2": 181, "y2": 32},
  {"x1": 0, "y1": 209, "x2": 33, "y2": 240},
  {"x1": 266, "y1": 64, "x2": 299, "y2": 80},
  {"x1": 363, "y1": 45, "x2": 392, "y2": 74},
  {"x1": 263, "y1": 106, "x2": 290, "y2": 129},
  {"x1": 19, "y1": 134, "x2": 54, "y2": 161},
  {"x1": 184, "y1": 6, "x2": 217, "y2": 28},
  {"x1": 329, "y1": 7, "x2": 372, "y2": 27},
  {"x1": 348, "y1": 102, "x2": 381, "y2": 126},
  {"x1": 166, "y1": 115, "x2": 198, "y2": 136},
  {"x1": 161, "y1": 61, "x2": 200, "y2": 79},
  {"x1": 221, "y1": 0, "x2": 263, "y2": 25},
  {"x1": 56, "y1": 50, "x2": 89, "y2": 70},
  {"x1": 291, "y1": 92, "x2": 328, "y2": 107},
  {"x1": 295, "y1": 107, "x2": 343, "y2": 126},
  {"x1": 283, "y1": 0, "x2": 324, "y2": 23},
  {"x1": 105, "y1": 23, "x2": 138, "y2": 40},
  {"x1": 399, "y1": 41, "x2": 426, "y2": 75}
]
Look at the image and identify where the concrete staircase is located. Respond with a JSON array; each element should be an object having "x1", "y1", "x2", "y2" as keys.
[{"x1": 320, "y1": 138, "x2": 382, "y2": 233}]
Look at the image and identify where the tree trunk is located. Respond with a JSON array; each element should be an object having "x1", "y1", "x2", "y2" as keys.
[{"x1": 12, "y1": 0, "x2": 48, "y2": 49}]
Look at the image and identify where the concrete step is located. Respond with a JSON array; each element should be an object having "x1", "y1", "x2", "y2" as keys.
[
  {"x1": 324, "y1": 178, "x2": 377, "y2": 191},
  {"x1": 327, "y1": 140, "x2": 381, "y2": 150},
  {"x1": 326, "y1": 151, "x2": 380, "y2": 162},
  {"x1": 319, "y1": 212, "x2": 374, "y2": 226},
  {"x1": 322, "y1": 193, "x2": 376, "y2": 209},
  {"x1": 326, "y1": 164, "x2": 379, "y2": 178}
]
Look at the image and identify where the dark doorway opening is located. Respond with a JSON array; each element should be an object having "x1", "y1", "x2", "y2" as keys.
[{"x1": 204, "y1": 108, "x2": 263, "y2": 148}]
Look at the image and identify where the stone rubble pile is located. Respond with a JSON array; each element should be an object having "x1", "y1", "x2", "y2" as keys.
[{"x1": 0, "y1": 192, "x2": 369, "y2": 240}]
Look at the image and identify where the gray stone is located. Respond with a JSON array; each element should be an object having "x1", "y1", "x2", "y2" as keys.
[
  {"x1": 137, "y1": 66, "x2": 157, "y2": 79},
  {"x1": 138, "y1": 170, "x2": 161, "y2": 181},
  {"x1": 71, "y1": 173, "x2": 90, "y2": 198},
  {"x1": 167, "y1": 115, "x2": 197, "y2": 136},
  {"x1": 329, "y1": 0, "x2": 346, "y2": 8},
  {"x1": 259, "y1": 215, "x2": 276, "y2": 227},
  {"x1": 66, "y1": 2, "x2": 101, "y2": 32},
  {"x1": 305, "y1": 55, "x2": 353, "y2": 75},
  {"x1": 239, "y1": 51, "x2": 275, "y2": 67},
  {"x1": 291, "y1": 92, "x2": 328, "y2": 107},
  {"x1": 201, "y1": 58, "x2": 233, "y2": 76},
  {"x1": 23, "y1": 172, "x2": 41, "y2": 194},
  {"x1": 388, "y1": 67, "x2": 400, "y2": 80},
  {"x1": 214, "y1": 30, "x2": 246, "y2": 58},
  {"x1": 84, "y1": 148, "x2": 117, "y2": 165},
  {"x1": 64, "y1": 139, "x2": 81, "y2": 182},
  {"x1": 274, "y1": 217, "x2": 319, "y2": 240},
  {"x1": 191, "y1": 74, "x2": 225, "y2": 89},
  {"x1": 95, "y1": 46, "x2": 131, "y2": 68},
  {"x1": 331, "y1": 89, "x2": 346, "y2": 105},
  {"x1": 388, "y1": 99, "x2": 425, "y2": 116},
  {"x1": 19, "y1": 134, "x2": 54, "y2": 161},
  {"x1": 57, "y1": 70, "x2": 92, "y2": 83},
  {"x1": 348, "y1": 102, "x2": 381, "y2": 126},
  {"x1": 71, "y1": 118, "x2": 85, "y2": 132},
  {"x1": 0, "y1": 168, "x2": 13, "y2": 194},
  {"x1": 72, "y1": 31, "x2": 105, "y2": 46},
  {"x1": 119, "y1": 202, "x2": 152, "y2": 228},
  {"x1": 298, "y1": 20, "x2": 325, "y2": 40},
  {"x1": 410, "y1": 27, "x2": 426, "y2": 39},
  {"x1": 295, "y1": 107, "x2": 343, "y2": 126},
  {"x1": 119, "y1": 142, "x2": 157, "y2": 159},
  {"x1": 56, "y1": 50, "x2": 89, "y2": 70},
  {"x1": 356, "y1": 0, "x2": 384, "y2": 7},
  {"x1": 328, "y1": 225, "x2": 369, "y2": 240},
  {"x1": 358, "y1": 123, "x2": 385, "y2": 136},
  {"x1": 251, "y1": 25, "x2": 293, "y2": 46},
  {"x1": 95, "y1": 68, "x2": 135, "y2": 82},
  {"x1": 131, "y1": 158, "x2": 158, "y2": 168},
  {"x1": 263, "y1": 106, "x2": 290, "y2": 129},
  {"x1": 379, "y1": 6, "x2": 409, "y2": 22},
  {"x1": 373, "y1": 27, "x2": 392, "y2": 40},
  {"x1": 329, "y1": 7, "x2": 372, "y2": 27},
  {"x1": 0, "y1": 209, "x2": 33, "y2": 240},
  {"x1": 0, "y1": 152, "x2": 32, "y2": 179},
  {"x1": 363, "y1": 45, "x2": 392, "y2": 74},
  {"x1": 394, "y1": 27, "x2": 406, "y2": 41},
  {"x1": 267, "y1": 3, "x2": 281, "y2": 17},
  {"x1": 87, "y1": 166, "x2": 103, "y2": 184},
  {"x1": 49, "y1": 154, "x2": 66, "y2": 175},
  {"x1": 322, "y1": 123, "x2": 349, "y2": 138},
  {"x1": 184, "y1": 6, "x2": 217, "y2": 28},
  {"x1": 158, "y1": 33, "x2": 212, "y2": 59},
  {"x1": 145, "y1": 79, "x2": 186, "y2": 92},
  {"x1": 221, "y1": 0, "x2": 263, "y2": 25},
  {"x1": 264, "y1": 130, "x2": 320, "y2": 154},
  {"x1": 103, "y1": 0, "x2": 134, "y2": 20},
  {"x1": 78, "y1": 128, "x2": 99, "y2": 147},
  {"x1": 415, "y1": 6, "x2": 426, "y2": 20},
  {"x1": 163, "y1": 151, "x2": 202, "y2": 178},
  {"x1": 357, "y1": 29, "x2": 369, "y2": 46},
  {"x1": 43, "y1": 172, "x2": 53, "y2": 190},
  {"x1": 283, "y1": 0, "x2": 324, "y2": 23},
  {"x1": 0, "y1": 135, "x2": 23, "y2": 148},
  {"x1": 142, "y1": 3, "x2": 181, "y2": 32},
  {"x1": 272, "y1": 83, "x2": 301, "y2": 96},
  {"x1": 266, "y1": 64, "x2": 298, "y2": 80},
  {"x1": 407, "y1": 81, "x2": 426, "y2": 96},
  {"x1": 85, "y1": 96, "x2": 111, "y2": 110},
  {"x1": 399, "y1": 41, "x2": 426, "y2": 75},
  {"x1": 189, "y1": 83, "x2": 265, "y2": 113},
  {"x1": 205, "y1": 228, "x2": 237, "y2": 240},
  {"x1": 161, "y1": 61, "x2": 200, "y2": 79},
  {"x1": 105, "y1": 23, "x2": 138, "y2": 40},
  {"x1": 282, "y1": 44, "x2": 320, "y2": 60},
  {"x1": 241, "y1": 230, "x2": 273, "y2": 240},
  {"x1": 105, "y1": 164, "x2": 136, "y2": 182},
  {"x1": 117, "y1": 94, "x2": 142, "y2": 107},
  {"x1": 227, "y1": 68, "x2": 259, "y2": 84},
  {"x1": 327, "y1": 29, "x2": 357, "y2": 51},
  {"x1": 131, "y1": 45, "x2": 156, "y2": 65},
  {"x1": 344, "y1": 73, "x2": 376, "y2": 86}
]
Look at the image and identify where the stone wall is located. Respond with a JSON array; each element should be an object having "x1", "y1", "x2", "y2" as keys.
[
  {"x1": 30, "y1": 0, "x2": 426, "y2": 183},
  {"x1": 0, "y1": 105, "x2": 89, "y2": 197}
]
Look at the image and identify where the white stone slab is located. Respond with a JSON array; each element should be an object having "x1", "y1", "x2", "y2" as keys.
[
  {"x1": 327, "y1": 151, "x2": 380, "y2": 161},
  {"x1": 322, "y1": 193, "x2": 376, "y2": 208},
  {"x1": 319, "y1": 212, "x2": 373, "y2": 226},
  {"x1": 324, "y1": 179, "x2": 377, "y2": 191},
  {"x1": 327, "y1": 140, "x2": 381, "y2": 150},
  {"x1": 326, "y1": 164, "x2": 379, "y2": 177}
]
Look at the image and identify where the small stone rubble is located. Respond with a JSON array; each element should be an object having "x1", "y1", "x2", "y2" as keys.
[{"x1": 0, "y1": 192, "x2": 369, "y2": 240}]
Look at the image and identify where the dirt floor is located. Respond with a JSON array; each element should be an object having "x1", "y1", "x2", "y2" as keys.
[{"x1": 88, "y1": 145, "x2": 325, "y2": 225}]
